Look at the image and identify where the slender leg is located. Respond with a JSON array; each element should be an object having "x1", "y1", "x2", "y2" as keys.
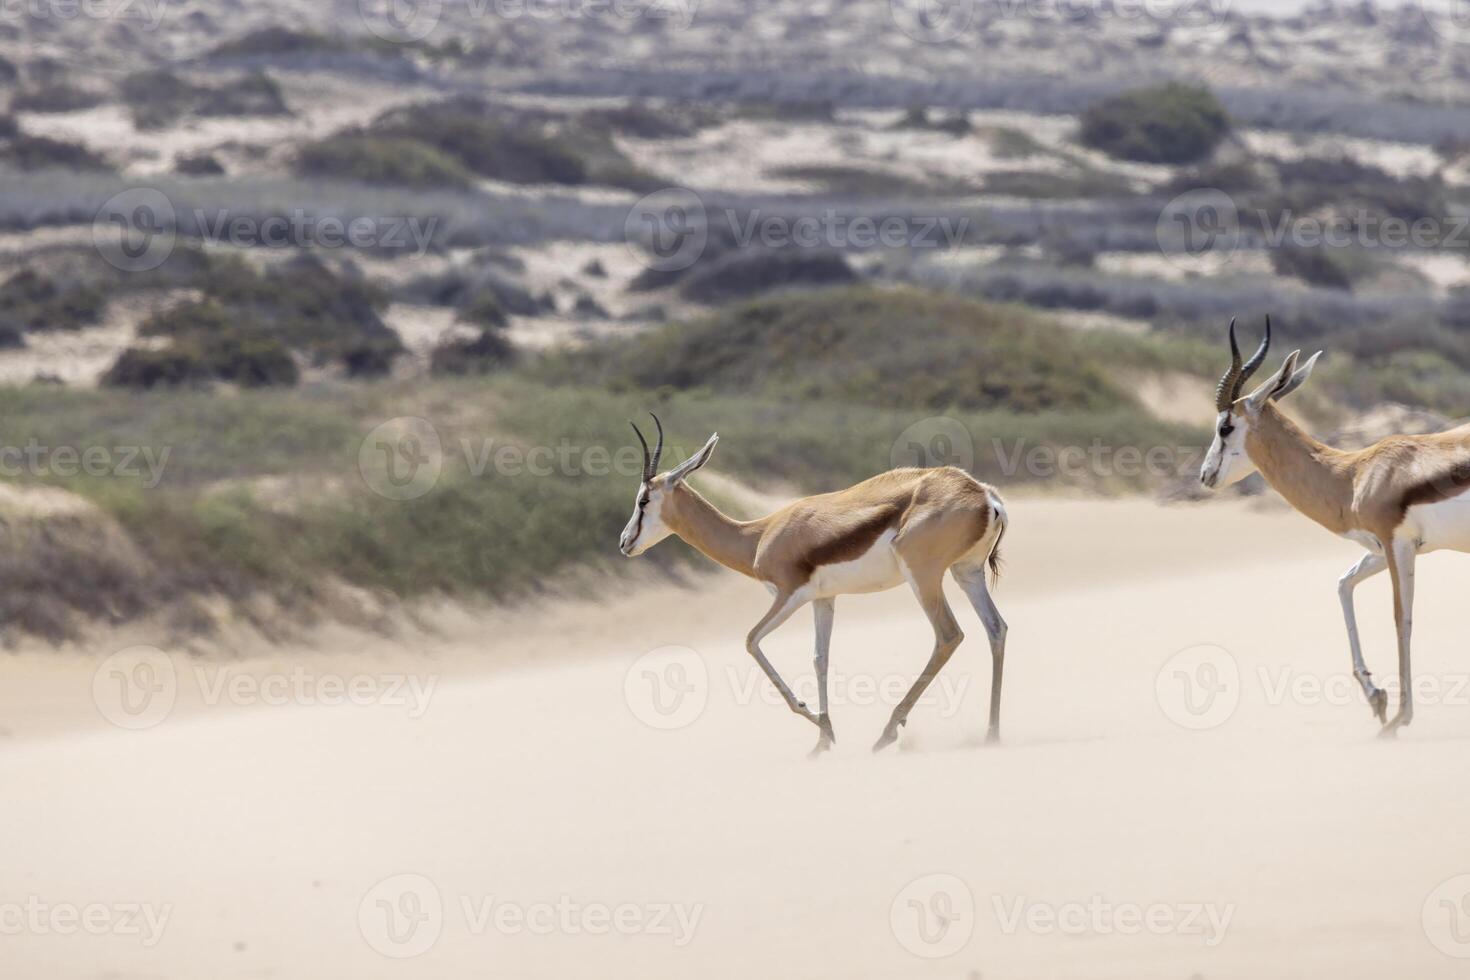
[
  {"x1": 1338, "y1": 551, "x2": 1388, "y2": 723},
  {"x1": 810, "y1": 598, "x2": 836, "y2": 756},
  {"x1": 954, "y1": 566, "x2": 1008, "y2": 743},
  {"x1": 1381, "y1": 538, "x2": 1417, "y2": 737},
  {"x1": 874, "y1": 571, "x2": 964, "y2": 753},
  {"x1": 745, "y1": 590, "x2": 821, "y2": 728}
]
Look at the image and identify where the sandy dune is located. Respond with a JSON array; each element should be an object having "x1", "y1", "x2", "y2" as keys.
[{"x1": 4, "y1": 497, "x2": 1470, "y2": 978}]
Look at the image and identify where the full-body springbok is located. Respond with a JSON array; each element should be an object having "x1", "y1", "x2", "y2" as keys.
[
  {"x1": 619, "y1": 415, "x2": 1009, "y2": 754},
  {"x1": 1200, "y1": 317, "x2": 1470, "y2": 735}
]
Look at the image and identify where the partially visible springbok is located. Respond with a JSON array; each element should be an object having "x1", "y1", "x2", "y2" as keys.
[
  {"x1": 618, "y1": 415, "x2": 1009, "y2": 754},
  {"x1": 1200, "y1": 317, "x2": 1470, "y2": 735}
]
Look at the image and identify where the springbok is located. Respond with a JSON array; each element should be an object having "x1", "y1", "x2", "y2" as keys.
[
  {"x1": 1200, "y1": 317, "x2": 1470, "y2": 735},
  {"x1": 618, "y1": 415, "x2": 1009, "y2": 754}
]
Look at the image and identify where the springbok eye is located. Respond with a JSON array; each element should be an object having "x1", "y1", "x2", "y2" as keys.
[{"x1": 1219, "y1": 421, "x2": 1235, "y2": 438}]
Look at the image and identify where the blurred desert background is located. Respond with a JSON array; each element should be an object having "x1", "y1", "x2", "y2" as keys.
[{"x1": 3, "y1": 0, "x2": 1470, "y2": 976}]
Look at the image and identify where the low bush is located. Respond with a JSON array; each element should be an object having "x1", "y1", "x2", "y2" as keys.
[
  {"x1": 0, "y1": 134, "x2": 110, "y2": 171},
  {"x1": 1270, "y1": 244, "x2": 1353, "y2": 291},
  {"x1": 679, "y1": 248, "x2": 857, "y2": 304},
  {"x1": 430, "y1": 329, "x2": 515, "y2": 375},
  {"x1": 11, "y1": 83, "x2": 104, "y2": 113},
  {"x1": 0, "y1": 269, "x2": 106, "y2": 332},
  {"x1": 295, "y1": 134, "x2": 474, "y2": 189},
  {"x1": 1079, "y1": 83, "x2": 1230, "y2": 164},
  {"x1": 540, "y1": 285, "x2": 1136, "y2": 414}
]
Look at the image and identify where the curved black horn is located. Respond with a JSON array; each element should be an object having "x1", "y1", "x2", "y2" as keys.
[
  {"x1": 649, "y1": 412, "x2": 664, "y2": 475},
  {"x1": 1214, "y1": 317, "x2": 1242, "y2": 411},
  {"x1": 1235, "y1": 314, "x2": 1271, "y2": 399},
  {"x1": 629, "y1": 420, "x2": 652, "y2": 480}
]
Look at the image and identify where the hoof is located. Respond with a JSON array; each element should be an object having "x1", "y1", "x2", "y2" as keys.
[
  {"x1": 872, "y1": 729, "x2": 898, "y2": 753},
  {"x1": 985, "y1": 728, "x2": 1001, "y2": 745},
  {"x1": 1369, "y1": 689, "x2": 1388, "y2": 725}
]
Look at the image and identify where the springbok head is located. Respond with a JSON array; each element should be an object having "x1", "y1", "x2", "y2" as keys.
[
  {"x1": 619, "y1": 413, "x2": 719, "y2": 557},
  {"x1": 1199, "y1": 317, "x2": 1322, "y2": 489}
]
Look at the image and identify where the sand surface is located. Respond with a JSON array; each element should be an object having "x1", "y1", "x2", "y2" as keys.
[{"x1": 4, "y1": 496, "x2": 1470, "y2": 978}]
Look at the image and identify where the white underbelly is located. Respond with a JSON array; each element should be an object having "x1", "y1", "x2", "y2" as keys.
[
  {"x1": 1405, "y1": 490, "x2": 1470, "y2": 552},
  {"x1": 808, "y1": 529, "x2": 906, "y2": 597}
]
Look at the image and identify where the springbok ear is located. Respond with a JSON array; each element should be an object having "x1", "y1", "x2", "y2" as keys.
[
  {"x1": 1271, "y1": 350, "x2": 1321, "y2": 402},
  {"x1": 1243, "y1": 350, "x2": 1301, "y2": 413},
  {"x1": 668, "y1": 433, "x2": 718, "y2": 482}
]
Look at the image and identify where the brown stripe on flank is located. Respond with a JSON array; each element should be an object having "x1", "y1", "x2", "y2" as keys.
[
  {"x1": 794, "y1": 504, "x2": 905, "y2": 580},
  {"x1": 1400, "y1": 457, "x2": 1470, "y2": 516}
]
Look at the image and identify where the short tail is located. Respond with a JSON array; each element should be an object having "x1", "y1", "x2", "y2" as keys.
[{"x1": 986, "y1": 506, "x2": 1007, "y2": 588}]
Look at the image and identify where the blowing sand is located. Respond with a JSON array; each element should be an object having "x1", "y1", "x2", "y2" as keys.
[{"x1": 4, "y1": 496, "x2": 1470, "y2": 978}]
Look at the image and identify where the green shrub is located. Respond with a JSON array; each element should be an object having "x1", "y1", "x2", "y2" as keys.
[
  {"x1": 197, "y1": 72, "x2": 291, "y2": 117},
  {"x1": 679, "y1": 248, "x2": 856, "y2": 304},
  {"x1": 295, "y1": 134, "x2": 474, "y2": 189},
  {"x1": 0, "y1": 269, "x2": 105, "y2": 332},
  {"x1": 456, "y1": 291, "x2": 508, "y2": 327},
  {"x1": 101, "y1": 347, "x2": 211, "y2": 389},
  {"x1": 430, "y1": 329, "x2": 515, "y2": 375},
  {"x1": 0, "y1": 134, "x2": 110, "y2": 171},
  {"x1": 1079, "y1": 83, "x2": 1230, "y2": 164},
  {"x1": 1270, "y1": 244, "x2": 1353, "y2": 291},
  {"x1": 11, "y1": 83, "x2": 104, "y2": 113},
  {"x1": 539, "y1": 285, "x2": 1136, "y2": 414},
  {"x1": 201, "y1": 334, "x2": 299, "y2": 387},
  {"x1": 371, "y1": 101, "x2": 587, "y2": 184},
  {"x1": 208, "y1": 27, "x2": 345, "y2": 59}
]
